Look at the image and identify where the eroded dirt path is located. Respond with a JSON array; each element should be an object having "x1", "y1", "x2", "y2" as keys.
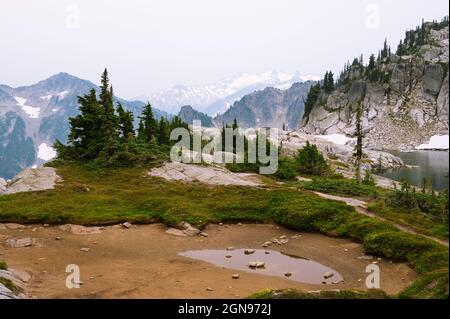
[
  {"x1": 0, "y1": 223, "x2": 415, "y2": 298},
  {"x1": 314, "y1": 192, "x2": 449, "y2": 247}
]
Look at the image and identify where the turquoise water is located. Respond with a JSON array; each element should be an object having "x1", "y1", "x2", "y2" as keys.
[{"x1": 381, "y1": 151, "x2": 449, "y2": 190}]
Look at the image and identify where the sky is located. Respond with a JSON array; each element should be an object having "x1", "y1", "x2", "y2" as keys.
[{"x1": 0, "y1": 0, "x2": 448, "y2": 99}]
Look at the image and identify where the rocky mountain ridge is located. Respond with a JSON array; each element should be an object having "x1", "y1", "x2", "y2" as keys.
[
  {"x1": 300, "y1": 19, "x2": 449, "y2": 150},
  {"x1": 138, "y1": 71, "x2": 318, "y2": 115},
  {"x1": 178, "y1": 81, "x2": 314, "y2": 130}
]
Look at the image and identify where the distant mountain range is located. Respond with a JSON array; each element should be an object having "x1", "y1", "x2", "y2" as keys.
[
  {"x1": 177, "y1": 81, "x2": 315, "y2": 130},
  {"x1": 136, "y1": 71, "x2": 320, "y2": 115},
  {"x1": 0, "y1": 73, "x2": 168, "y2": 179},
  {"x1": 0, "y1": 71, "x2": 317, "y2": 179}
]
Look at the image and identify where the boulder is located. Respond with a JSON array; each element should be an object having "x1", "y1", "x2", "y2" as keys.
[
  {"x1": 176, "y1": 221, "x2": 201, "y2": 236},
  {"x1": 437, "y1": 74, "x2": 449, "y2": 125},
  {"x1": 0, "y1": 178, "x2": 6, "y2": 193},
  {"x1": 2, "y1": 167, "x2": 61, "y2": 195},
  {"x1": 121, "y1": 222, "x2": 132, "y2": 229},
  {"x1": 59, "y1": 224, "x2": 103, "y2": 235},
  {"x1": 148, "y1": 162, "x2": 261, "y2": 187},
  {"x1": 244, "y1": 249, "x2": 256, "y2": 255},
  {"x1": 165, "y1": 228, "x2": 187, "y2": 237},
  {"x1": 324, "y1": 271, "x2": 334, "y2": 279},
  {"x1": 5, "y1": 237, "x2": 35, "y2": 248},
  {"x1": 3, "y1": 223, "x2": 26, "y2": 230},
  {"x1": 423, "y1": 64, "x2": 444, "y2": 96}
]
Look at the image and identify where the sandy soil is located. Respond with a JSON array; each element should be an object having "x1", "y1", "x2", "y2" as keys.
[{"x1": 0, "y1": 223, "x2": 416, "y2": 299}]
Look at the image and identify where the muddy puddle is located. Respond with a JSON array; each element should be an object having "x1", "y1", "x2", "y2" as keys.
[{"x1": 179, "y1": 249, "x2": 344, "y2": 284}]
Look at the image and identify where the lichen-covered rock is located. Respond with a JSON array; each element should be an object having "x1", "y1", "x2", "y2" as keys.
[
  {"x1": 0, "y1": 178, "x2": 6, "y2": 193},
  {"x1": 148, "y1": 162, "x2": 261, "y2": 187},
  {"x1": 1, "y1": 167, "x2": 61, "y2": 195}
]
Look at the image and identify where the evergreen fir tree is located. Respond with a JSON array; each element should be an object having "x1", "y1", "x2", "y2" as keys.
[
  {"x1": 158, "y1": 117, "x2": 170, "y2": 145},
  {"x1": 353, "y1": 102, "x2": 364, "y2": 183},
  {"x1": 137, "y1": 103, "x2": 158, "y2": 143},
  {"x1": 99, "y1": 68, "x2": 119, "y2": 149},
  {"x1": 67, "y1": 89, "x2": 104, "y2": 159},
  {"x1": 117, "y1": 102, "x2": 135, "y2": 140},
  {"x1": 302, "y1": 83, "x2": 321, "y2": 122}
]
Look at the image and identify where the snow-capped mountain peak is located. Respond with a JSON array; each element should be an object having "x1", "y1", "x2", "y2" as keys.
[{"x1": 136, "y1": 70, "x2": 316, "y2": 115}]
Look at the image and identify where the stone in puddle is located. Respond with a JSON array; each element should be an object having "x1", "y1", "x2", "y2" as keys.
[
  {"x1": 248, "y1": 261, "x2": 265, "y2": 269},
  {"x1": 323, "y1": 271, "x2": 334, "y2": 279},
  {"x1": 5, "y1": 237, "x2": 35, "y2": 248},
  {"x1": 284, "y1": 272, "x2": 292, "y2": 277},
  {"x1": 244, "y1": 249, "x2": 255, "y2": 255},
  {"x1": 225, "y1": 255, "x2": 232, "y2": 258},
  {"x1": 226, "y1": 247, "x2": 234, "y2": 251}
]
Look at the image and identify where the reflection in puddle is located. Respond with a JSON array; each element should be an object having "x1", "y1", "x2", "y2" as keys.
[{"x1": 179, "y1": 249, "x2": 343, "y2": 285}]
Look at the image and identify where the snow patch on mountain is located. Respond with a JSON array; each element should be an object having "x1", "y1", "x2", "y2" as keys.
[
  {"x1": 56, "y1": 90, "x2": 69, "y2": 99},
  {"x1": 137, "y1": 71, "x2": 317, "y2": 115},
  {"x1": 37, "y1": 143, "x2": 57, "y2": 161},
  {"x1": 416, "y1": 135, "x2": 449, "y2": 150},
  {"x1": 314, "y1": 134, "x2": 356, "y2": 145},
  {"x1": 14, "y1": 97, "x2": 40, "y2": 118}
]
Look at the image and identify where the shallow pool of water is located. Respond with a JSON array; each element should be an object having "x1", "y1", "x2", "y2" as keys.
[{"x1": 179, "y1": 249, "x2": 343, "y2": 285}]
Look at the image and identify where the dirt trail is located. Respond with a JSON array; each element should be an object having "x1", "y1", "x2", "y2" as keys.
[
  {"x1": 314, "y1": 192, "x2": 449, "y2": 247},
  {"x1": 0, "y1": 224, "x2": 415, "y2": 298}
]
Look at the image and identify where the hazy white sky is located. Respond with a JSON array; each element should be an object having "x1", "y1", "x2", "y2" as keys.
[{"x1": 0, "y1": 0, "x2": 448, "y2": 98}]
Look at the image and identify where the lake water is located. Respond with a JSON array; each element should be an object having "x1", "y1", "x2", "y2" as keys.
[{"x1": 381, "y1": 151, "x2": 449, "y2": 190}]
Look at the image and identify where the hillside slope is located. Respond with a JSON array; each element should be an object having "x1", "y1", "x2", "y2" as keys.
[{"x1": 301, "y1": 19, "x2": 449, "y2": 150}]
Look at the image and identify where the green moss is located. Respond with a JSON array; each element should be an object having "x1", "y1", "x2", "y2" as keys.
[
  {"x1": 248, "y1": 288, "x2": 390, "y2": 299},
  {"x1": 399, "y1": 269, "x2": 449, "y2": 299},
  {"x1": 0, "y1": 261, "x2": 7, "y2": 270}
]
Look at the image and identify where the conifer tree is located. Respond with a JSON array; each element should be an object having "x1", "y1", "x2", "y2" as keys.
[
  {"x1": 99, "y1": 68, "x2": 119, "y2": 148},
  {"x1": 302, "y1": 82, "x2": 321, "y2": 122},
  {"x1": 353, "y1": 102, "x2": 364, "y2": 183},
  {"x1": 137, "y1": 103, "x2": 158, "y2": 143},
  {"x1": 117, "y1": 102, "x2": 135, "y2": 140},
  {"x1": 158, "y1": 117, "x2": 170, "y2": 145},
  {"x1": 67, "y1": 89, "x2": 104, "y2": 159}
]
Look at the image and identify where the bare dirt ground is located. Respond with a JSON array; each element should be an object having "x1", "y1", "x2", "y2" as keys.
[{"x1": 0, "y1": 223, "x2": 416, "y2": 299}]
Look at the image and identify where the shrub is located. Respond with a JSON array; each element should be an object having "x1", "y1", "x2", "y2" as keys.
[
  {"x1": 363, "y1": 231, "x2": 438, "y2": 261},
  {"x1": 362, "y1": 170, "x2": 376, "y2": 186},
  {"x1": 300, "y1": 178, "x2": 379, "y2": 198},
  {"x1": 399, "y1": 269, "x2": 449, "y2": 299},
  {"x1": 0, "y1": 261, "x2": 7, "y2": 270},
  {"x1": 296, "y1": 141, "x2": 329, "y2": 176}
]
